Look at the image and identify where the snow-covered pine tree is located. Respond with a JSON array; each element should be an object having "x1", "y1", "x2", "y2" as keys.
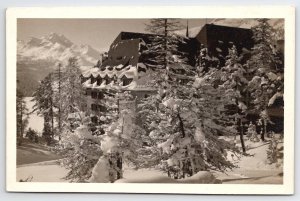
[
  {"x1": 89, "y1": 90, "x2": 146, "y2": 183},
  {"x1": 144, "y1": 19, "x2": 186, "y2": 70},
  {"x1": 218, "y1": 45, "x2": 248, "y2": 153},
  {"x1": 138, "y1": 68, "x2": 241, "y2": 179},
  {"x1": 16, "y1": 83, "x2": 29, "y2": 145},
  {"x1": 61, "y1": 57, "x2": 86, "y2": 129},
  {"x1": 247, "y1": 19, "x2": 284, "y2": 141},
  {"x1": 58, "y1": 84, "x2": 145, "y2": 182},
  {"x1": 54, "y1": 57, "x2": 102, "y2": 182},
  {"x1": 59, "y1": 113, "x2": 103, "y2": 182},
  {"x1": 32, "y1": 73, "x2": 55, "y2": 145},
  {"x1": 136, "y1": 19, "x2": 240, "y2": 179},
  {"x1": 53, "y1": 63, "x2": 63, "y2": 140}
]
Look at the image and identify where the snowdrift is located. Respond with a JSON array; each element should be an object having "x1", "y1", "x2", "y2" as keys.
[{"x1": 115, "y1": 171, "x2": 221, "y2": 184}]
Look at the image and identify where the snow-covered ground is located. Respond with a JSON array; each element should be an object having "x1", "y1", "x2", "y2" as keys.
[
  {"x1": 25, "y1": 97, "x2": 44, "y2": 134},
  {"x1": 17, "y1": 141, "x2": 62, "y2": 165},
  {"x1": 214, "y1": 136, "x2": 283, "y2": 184},
  {"x1": 17, "y1": 164, "x2": 68, "y2": 182},
  {"x1": 17, "y1": 137, "x2": 283, "y2": 184}
]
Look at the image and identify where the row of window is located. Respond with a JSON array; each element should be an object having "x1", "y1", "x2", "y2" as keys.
[
  {"x1": 91, "y1": 91, "x2": 105, "y2": 99},
  {"x1": 86, "y1": 76, "x2": 133, "y2": 87}
]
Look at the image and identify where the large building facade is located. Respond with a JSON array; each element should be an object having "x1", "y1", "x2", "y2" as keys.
[{"x1": 81, "y1": 23, "x2": 283, "y2": 132}]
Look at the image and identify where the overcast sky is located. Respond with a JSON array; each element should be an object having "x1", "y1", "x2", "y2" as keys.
[{"x1": 17, "y1": 19, "x2": 208, "y2": 52}]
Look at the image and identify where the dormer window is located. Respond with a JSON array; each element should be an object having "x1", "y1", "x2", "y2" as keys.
[
  {"x1": 97, "y1": 77, "x2": 102, "y2": 85},
  {"x1": 106, "y1": 77, "x2": 111, "y2": 85}
]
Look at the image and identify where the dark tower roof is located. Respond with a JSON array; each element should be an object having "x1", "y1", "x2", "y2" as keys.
[{"x1": 186, "y1": 20, "x2": 189, "y2": 38}]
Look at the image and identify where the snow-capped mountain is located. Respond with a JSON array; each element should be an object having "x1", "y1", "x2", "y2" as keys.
[
  {"x1": 18, "y1": 32, "x2": 100, "y2": 66},
  {"x1": 17, "y1": 32, "x2": 100, "y2": 96}
]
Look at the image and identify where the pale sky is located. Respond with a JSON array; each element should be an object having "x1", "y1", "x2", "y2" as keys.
[{"x1": 17, "y1": 19, "x2": 208, "y2": 52}]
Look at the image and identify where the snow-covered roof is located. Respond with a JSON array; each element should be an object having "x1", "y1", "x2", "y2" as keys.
[
  {"x1": 82, "y1": 65, "x2": 138, "y2": 79},
  {"x1": 119, "y1": 65, "x2": 138, "y2": 79},
  {"x1": 82, "y1": 64, "x2": 155, "y2": 91}
]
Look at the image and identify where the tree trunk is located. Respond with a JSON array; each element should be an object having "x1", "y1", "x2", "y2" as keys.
[
  {"x1": 164, "y1": 19, "x2": 168, "y2": 69},
  {"x1": 177, "y1": 113, "x2": 189, "y2": 178},
  {"x1": 51, "y1": 107, "x2": 54, "y2": 140},
  {"x1": 116, "y1": 152, "x2": 123, "y2": 179},
  {"x1": 19, "y1": 102, "x2": 23, "y2": 146},
  {"x1": 239, "y1": 119, "x2": 246, "y2": 153},
  {"x1": 264, "y1": 119, "x2": 268, "y2": 138},
  {"x1": 58, "y1": 63, "x2": 62, "y2": 140},
  {"x1": 261, "y1": 123, "x2": 265, "y2": 142},
  {"x1": 177, "y1": 113, "x2": 185, "y2": 138}
]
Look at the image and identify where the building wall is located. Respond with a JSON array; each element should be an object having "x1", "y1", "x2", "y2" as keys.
[
  {"x1": 84, "y1": 25, "x2": 255, "y2": 118},
  {"x1": 102, "y1": 39, "x2": 141, "y2": 67},
  {"x1": 195, "y1": 24, "x2": 254, "y2": 66},
  {"x1": 82, "y1": 25, "x2": 283, "y2": 132}
]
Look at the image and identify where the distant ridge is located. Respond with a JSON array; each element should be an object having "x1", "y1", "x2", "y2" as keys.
[{"x1": 17, "y1": 32, "x2": 100, "y2": 96}]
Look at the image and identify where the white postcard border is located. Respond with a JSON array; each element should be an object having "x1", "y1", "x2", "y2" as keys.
[{"x1": 6, "y1": 6, "x2": 295, "y2": 194}]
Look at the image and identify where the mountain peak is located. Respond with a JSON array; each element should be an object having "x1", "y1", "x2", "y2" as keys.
[
  {"x1": 27, "y1": 37, "x2": 42, "y2": 46},
  {"x1": 18, "y1": 32, "x2": 101, "y2": 66},
  {"x1": 46, "y1": 32, "x2": 73, "y2": 48}
]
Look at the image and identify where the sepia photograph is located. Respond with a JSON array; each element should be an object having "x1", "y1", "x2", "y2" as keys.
[{"x1": 6, "y1": 6, "x2": 295, "y2": 194}]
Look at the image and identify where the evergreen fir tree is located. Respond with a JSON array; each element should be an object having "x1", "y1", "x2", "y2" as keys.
[
  {"x1": 53, "y1": 63, "x2": 63, "y2": 140},
  {"x1": 144, "y1": 19, "x2": 186, "y2": 70},
  {"x1": 88, "y1": 90, "x2": 146, "y2": 182},
  {"x1": 136, "y1": 22, "x2": 239, "y2": 177},
  {"x1": 61, "y1": 57, "x2": 86, "y2": 122},
  {"x1": 16, "y1": 85, "x2": 29, "y2": 145},
  {"x1": 218, "y1": 45, "x2": 248, "y2": 153},
  {"x1": 138, "y1": 68, "x2": 241, "y2": 178},
  {"x1": 59, "y1": 113, "x2": 103, "y2": 182},
  {"x1": 134, "y1": 19, "x2": 241, "y2": 179},
  {"x1": 54, "y1": 57, "x2": 100, "y2": 182},
  {"x1": 32, "y1": 73, "x2": 55, "y2": 145},
  {"x1": 247, "y1": 19, "x2": 284, "y2": 141}
]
